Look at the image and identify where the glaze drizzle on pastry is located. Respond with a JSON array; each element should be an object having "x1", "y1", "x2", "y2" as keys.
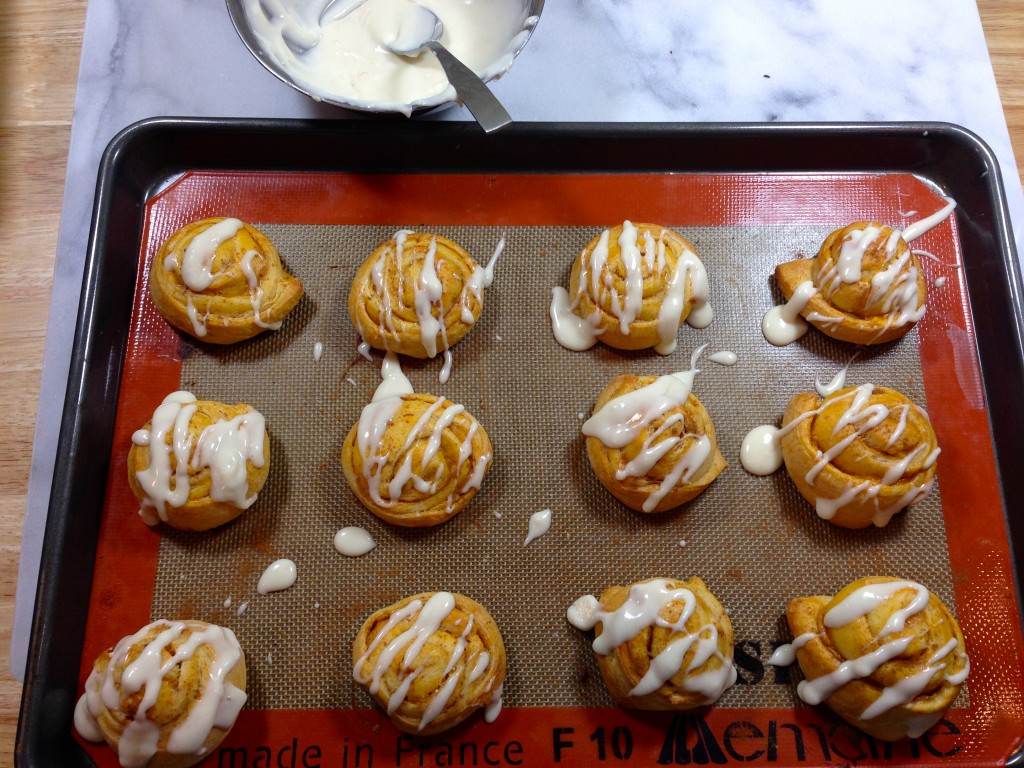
[
  {"x1": 583, "y1": 345, "x2": 721, "y2": 512},
  {"x1": 353, "y1": 592, "x2": 504, "y2": 732},
  {"x1": 740, "y1": 383, "x2": 939, "y2": 527},
  {"x1": 154, "y1": 217, "x2": 303, "y2": 343},
  {"x1": 343, "y1": 352, "x2": 493, "y2": 525},
  {"x1": 351, "y1": 231, "x2": 501, "y2": 383},
  {"x1": 75, "y1": 620, "x2": 247, "y2": 767},
  {"x1": 131, "y1": 391, "x2": 267, "y2": 526},
  {"x1": 763, "y1": 198, "x2": 956, "y2": 346},
  {"x1": 769, "y1": 579, "x2": 969, "y2": 739},
  {"x1": 567, "y1": 578, "x2": 737, "y2": 704},
  {"x1": 550, "y1": 221, "x2": 711, "y2": 354},
  {"x1": 356, "y1": 353, "x2": 490, "y2": 511}
]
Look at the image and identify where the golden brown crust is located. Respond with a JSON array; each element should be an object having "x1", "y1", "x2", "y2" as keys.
[
  {"x1": 786, "y1": 576, "x2": 968, "y2": 741},
  {"x1": 84, "y1": 620, "x2": 247, "y2": 768},
  {"x1": 352, "y1": 592, "x2": 506, "y2": 735},
  {"x1": 585, "y1": 374, "x2": 726, "y2": 513},
  {"x1": 150, "y1": 217, "x2": 303, "y2": 344},
  {"x1": 127, "y1": 397, "x2": 270, "y2": 531},
  {"x1": 568, "y1": 223, "x2": 706, "y2": 351},
  {"x1": 779, "y1": 385, "x2": 938, "y2": 529},
  {"x1": 775, "y1": 222, "x2": 927, "y2": 345},
  {"x1": 349, "y1": 232, "x2": 484, "y2": 358},
  {"x1": 591, "y1": 577, "x2": 735, "y2": 710},
  {"x1": 341, "y1": 393, "x2": 493, "y2": 527}
]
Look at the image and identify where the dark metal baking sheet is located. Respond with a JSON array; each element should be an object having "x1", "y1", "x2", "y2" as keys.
[{"x1": 16, "y1": 120, "x2": 1024, "y2": 767}]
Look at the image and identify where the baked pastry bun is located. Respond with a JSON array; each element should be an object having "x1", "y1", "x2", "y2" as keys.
[
  {"x1": 74, "y1": 619, "x2": 248, "y2": 768},
  {"x1": 128, "y1": 391, "x2": 270, "y2": 531},
  {"x1": 150, "y1": 217, "x2": 303, "y2": 344},
  {"x1": 780, "y1": 384, "x2": 939, "y2": 528},
  {"x1": 774, "y1": 222, "x2": 926, "y2": 345},
  {"x1": 783, "y1": 577, "x2": 969, "y2": 741},
  {"x1": 353, "y1": 592, "x2": 506, "y2": 735},
  {"x1": 349, "y1": 231, "x2": 491, "y2": 359},
  {"x1": 567, "y1": 577, "x2": 737, "y2": 709},
  {"x1": 551, "y1": 221, "x2": 710, "y2": 354},
  {"x1": 582, "y1": 372, "x2": 725, "y2": 512},
  {"x1": 342, "y1": 389, "x2": 493, "y2": 527}
]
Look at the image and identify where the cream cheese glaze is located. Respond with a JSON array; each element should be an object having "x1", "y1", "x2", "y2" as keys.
[
  {"x1": 357, "y1": 230, "x2": 502, "y2": 383},
  {"x1": 582, "y1": 345, "x2": 712, "y2": 513},
  {"x1": 334, "y1": 525, "x2": 377, "y2": 556},
  {"x1": 550, "y1": 222, "x2": 712, "y2": 354},
  {"x1": 740, "y1": 383, "x2": 939, "y2": 527},
  {"x1": 768, "y1": 581, "x2": 969, "y2": 738},
  {"x1": 567, "y1": 578, "x2": 736, "y2": 703},
  {"x1": 761, "y1": 198, "x2": 956, "y2": 346},
  {"x1": 242, "y1": 0, "x2": 536, "y2": 114},
  {"x1": 74, "y1": 621, "x2": 247, "y2": 767},
  {"x1": 353, "y1": 592, "x2": 503, "y2": 732},
  {"x1": 523, "y1": 508, "x2": 552, "y2": 546},
  {"x1": 132, "y1": 392, "x2": 267, "y2": 526},
  {"x1": 355, "y1": 352, "x2": 492, "y2": 511},
  {"x1": 257, "y1": 558, "x2": 298, "y2": 594}
]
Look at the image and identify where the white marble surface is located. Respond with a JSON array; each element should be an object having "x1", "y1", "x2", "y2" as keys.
[{"x1": 13, "y1": 0, "x2": 1022, "y2": 679}]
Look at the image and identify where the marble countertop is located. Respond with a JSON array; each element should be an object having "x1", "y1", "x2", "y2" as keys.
[{"x1": 13, "y1": 0, "x2": 1023, "y2": 678}]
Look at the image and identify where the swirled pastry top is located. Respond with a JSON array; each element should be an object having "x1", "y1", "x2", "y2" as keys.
[
  {"x1": 583, "y1": 368, "x2": 725, "y2": 513},
  {"x1": 779, "y1": 384, "x2": 940, "y2": 529},
  {"x1": 349, "y1": 231, "x2": 497, "y2": 360},
  {"x1": 128, "y1": 391, "x2": 269, "y2": 531},
  {"x1": 74, "y1": 619, "x2": 248, "y2": 768},
  {"x1": 150, "y1": 217, "x2": 304, "y2": 344},
  {"x1": 773, "y1": 577, "x2": 969, "y2": 741},
  {"x1": 764, "y1": 199, "x2": 956, "y2": 346},
  {"x1": 342, "y1": 352, "x2": 493, "y2": 527},
  {"x1": 353, "y1": 592, "x2": 506, "y2": 735},
  {"x1": 567, "y1": 577, "x2": 737, "y2": 709},
  {"x1": 550, "y1": 221, "x2": 711, "y2": 354}
]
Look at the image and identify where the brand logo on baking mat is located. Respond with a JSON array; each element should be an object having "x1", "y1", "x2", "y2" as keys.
[{"x1": 656, "y1": 714, "x2": 963, "y2": 764}]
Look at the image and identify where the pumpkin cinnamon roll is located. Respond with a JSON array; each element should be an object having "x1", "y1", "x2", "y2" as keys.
[
  {"x1": 777, "y1": 577, "x2": 969, "y2": 741},
  {"x1": 779, "y1": 384, "x2": 939, "y2": 528},
  {"x1": 550, "y1": 221, "x2": 711, "y2": 354},
  {"x1": 583, "y1": 370, "x2": 725, "y2": 513},
  {"x1": 567, "y1": 577, "x2": 737, "y2": 710},
  {"x1": 74, "y1": 619, "x2": 248, "y2": 768},
  {"x1": 342, "y1": 390, "x2": 493, "y2": 527},
  {"x1": 353, "y1": 592, "x2": 506, "y2": 735},
  {"x1": 150, "y1": 217, "x2": 303, "y2": 344},
  {"x1": 349, "y1": 231, "x2": 494, "y2": 359},
  {"x1": 771, "y1": 219, "x2": 938, "y2": 346},
  {"x1": 127, "y1": 391, "x2": 270, "y2": 531}
]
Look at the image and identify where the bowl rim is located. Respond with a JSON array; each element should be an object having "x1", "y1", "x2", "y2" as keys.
[{"x1": 225, "y1": 0, "x2": 545, "y2": 115}]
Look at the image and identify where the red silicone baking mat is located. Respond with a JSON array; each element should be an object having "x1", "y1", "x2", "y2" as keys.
[{"x1": 72, "y1": 168, "x2": 1024, "y2": 766}]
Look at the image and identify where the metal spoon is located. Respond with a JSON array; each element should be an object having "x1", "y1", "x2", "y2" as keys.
[{"x1": 387, "y1": 5, "x2": 513, "y2": 133}]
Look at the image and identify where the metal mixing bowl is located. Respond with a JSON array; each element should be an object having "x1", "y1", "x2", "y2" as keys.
[{"x1": 226, "y1": 0, "x2": 544, "y2": 115}]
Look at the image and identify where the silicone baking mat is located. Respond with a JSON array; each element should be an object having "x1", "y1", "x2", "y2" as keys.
[{"x1": 74, "y1": 169, "x2": 1024, "y2": 766}]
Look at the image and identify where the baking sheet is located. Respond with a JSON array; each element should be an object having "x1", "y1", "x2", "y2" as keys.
[{"x1": 18, "y1": 121, "x2": 1024, "y2": 767}]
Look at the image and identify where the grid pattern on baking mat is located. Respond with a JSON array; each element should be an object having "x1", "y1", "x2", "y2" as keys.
[{"x1": 149, "y1": 221, "x2": 958, "y2": 711}]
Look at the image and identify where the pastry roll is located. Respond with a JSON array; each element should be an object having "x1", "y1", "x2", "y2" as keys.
[
  {"x1": 775, "y1": 222, "x2": 927, "y2": 345},
  {"x1": 128, "y1": 391, "x2": 270, "y2": 531},
  {"x1": 567, "y1": 577, "x2": 737, "y2": 710},
  {"x1": 583, "y1": 372, "x2": 726, "y2": 513},
  {"x1": 551, "y1": 221, "x2": 711, "y2": 354},
  {"x1": 342, "y1": 391, "x2": 493, "y2": 527},
  {"x1": 780, "y1": 384, "x2": 939, "y2": 528},
  {"x1": 150, "y1": 217, "x2": 303, "y2": 344},
  {"x1": 74, "y1": 619, "x2": 248, "y2": 768},
  {"x1": 783, "y1": 577, "x2": 969, "y2": 741},
  {"x1": 349, "y1": 231, "x2": 492, "y2": 359},
  {"x1": 353, "y1": 592, "x2": 506, "y2": 735}
]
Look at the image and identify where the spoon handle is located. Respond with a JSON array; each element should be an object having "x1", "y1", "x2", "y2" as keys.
[{"x1": 424, "y1": 41, "x2": 512, "y2": 133}]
